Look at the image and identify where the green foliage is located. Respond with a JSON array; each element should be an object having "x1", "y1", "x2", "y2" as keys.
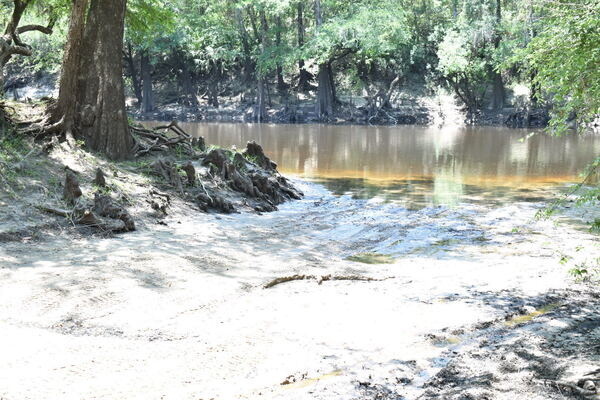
[
  {"x1": 1, "y1": 0, "x2": 69, "y2": 75},
  {"x1": 521, "y1": 0, "x2": 600, "y2": 133},
  {"x1": 536, "y1": 156, "x2": 599, "y2": 234},
  {"x1": 0, "y1": 131, "x2": 26, "y2": 163},
  {"x1": 301, "y1": 1, "x2": 408, "y2": 63},
  {"x1": 127, "y1": 0, "x2": 176, "y2": 45},
  {"x1": 568, "y1": 259, "x2": 600, "y2": 283},
  {"x1": 558, "y1": 246, "x2": 600, "y2": 284},
  {"x1": 437, "y1": 27, "x2": 490, "y2": 109},
  {"x1": 2, "y1": 0, "x2": 599, "y2": 137}
]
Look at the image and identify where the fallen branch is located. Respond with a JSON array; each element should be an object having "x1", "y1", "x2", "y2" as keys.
[
  {"x1": 154, "y1": 120, "x2": 190, "y2": 139},
  {"x1": 264, "y1": 274, "x2": 314, "y2": 288},
  {"x1": 131, "y1": 123, "x2": 195, "y2": 157},
  {"x1": 543, "y1": 379, "x2": 598, "y2": 397},
  {"x1": 264, "y1": 274, "x2": 395, "y2": 289},
  {"x1": 35, "y1": 205, "x2": 72, "y2": 218}
]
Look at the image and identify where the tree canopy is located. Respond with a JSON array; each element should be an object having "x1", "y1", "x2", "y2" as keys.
[{"x1": 0, "y1": 0, "x2": 598, "y2": 133}]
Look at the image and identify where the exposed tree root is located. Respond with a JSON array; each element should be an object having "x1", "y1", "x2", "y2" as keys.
[
  {"x1": 14, "y1": 108, "x2": 198, "y2": 160},
  {"x1": 0, "y1": 101, "x2": 15, "y2": 134},
  {"x1": 131, "y1": 120, "x2": 197, "y2": 157},
  {"x1": 35, "y1": 170, "x2": 135, "y2": 233},
  {"x1": 263, "y1": 274, "x2": 395, "y2": 289}
]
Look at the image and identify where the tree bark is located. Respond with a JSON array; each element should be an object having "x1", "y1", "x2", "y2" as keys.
[
  {"x1": 52, "y1": 0, "x2": 88, "y2": 129},
  {"x1": 255, "y1": 8, "x2": 268, "y2": 122},
  {"x1": 490, "y1": 71, "x2": 505, "y2": 110},
  {"x1": 52, "y1": 0, "x2": 133, "y2": 160},
  {"x1": 178, "y1": 52, "x2": 199, "y2": 109},
  {"x1": 316, "y1": 63, "x2": 335, "y2": 119},
  {"x1": 490, "y1": 0, "x2": 505, "y2": 110},
  {"x1": 140, "y1": 49, "x2": 154, "y2": 113},
  {"x1": 125, "y1": 42, "x2": 142, "y2": 106},
  {"x1": 235, "y1": 8, "x2": 254, "y2": 83},
  {"x1": 297, "y1": 2, "x2": 312, "y2": 92},
  {"x1": 275, "y1": 16, "x2": 286, "y2": 95},
  {"x1": 314, "y1": 0, "x2": 335, "y2": 120},
  {"x1": 207, "y1": 60, "x2": 219, "y2": 108}
]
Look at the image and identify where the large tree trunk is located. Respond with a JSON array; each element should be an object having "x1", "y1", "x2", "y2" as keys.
[
  {"x1": 52, "y1": 0, "x2": 133, "y2": 160},
  {"x1": 490, "y1": 71, "x2": 505, "y2": 110},
  {"x1": 52, "y1": 0, "x2": 88, "y2": 131},
  {"x1": 490, "y1": 0, "x2": 505, "y2": 110},
  {"x1": 254, "y1": 9, "x2": 268, "y2": 122},
  {"x1": 314, "y1": 0, "x2": 335, "y2": 120},
  {"x1": 125, "y1": 42, "x2": 142, "y2": 106},
  {"x1": 275, "y1": 16, "x2": 286, "y2": 95},
  {"x1": 296, "y1": 2, "x2": 312, "y2": 92},
  {"x1": 316, "y1": 63, "x2": 334, "y2": 119},
  {"x1": 140, "y1": 49, "x2": 154, "y2": 113},
  {"x1": 178, "y1": 52, "x2": 199, "y2": 109},
  {"x1": 207, "y1": 60, "x2": 219, "y2": 108},
  {"x1": 235, "y1": 8, "x2": 254, "y2": 84}
]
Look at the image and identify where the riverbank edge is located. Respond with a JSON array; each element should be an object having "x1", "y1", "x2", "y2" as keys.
[
  {"x1": 128, "y1": 101, "x2": 550, "y2": 129},
  {"x1": 4, "y1": 74, "x2": 549, "y2": 129}
]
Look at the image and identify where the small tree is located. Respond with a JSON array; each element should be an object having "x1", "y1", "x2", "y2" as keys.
[
  {"x1": 524, "y1": 0, "x2": 600, "y2": 133},
  {"x1": 0, "y1": 0, "x2": 57, "y2": 93},
  {"x1": 437, "y1": 29, "x2": 489, "y2": 114}
]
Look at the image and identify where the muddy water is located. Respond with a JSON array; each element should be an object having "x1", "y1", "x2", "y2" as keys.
[{"x1": 171, "y1": 122, "x2": 600, "y2": 208}]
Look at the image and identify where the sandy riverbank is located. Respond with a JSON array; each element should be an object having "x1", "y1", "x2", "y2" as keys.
[{"x1": 1, "y1": 177, "x2": 599, "y2": 399}]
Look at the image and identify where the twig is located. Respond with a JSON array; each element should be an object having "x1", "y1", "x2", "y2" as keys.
[{"x1": 198, "y1": 178, "x2": 213, "y2": 203}]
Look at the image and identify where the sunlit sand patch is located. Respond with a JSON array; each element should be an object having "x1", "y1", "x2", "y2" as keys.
[
  {"x1": 280, "y1": 370, "x2": 343, "y2": 389},
  {"x1": 428, "y1": 334, "x2": 463, "y2": 347},
  {"x1": 504, "y1": 303, "x2": 560, "y2": 327},
  {"x1": 346, "y1": 252, "x2": 395, "y2": 264}
]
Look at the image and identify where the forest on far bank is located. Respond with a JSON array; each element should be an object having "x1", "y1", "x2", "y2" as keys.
[{"x1": 0, "y1": 0, "x2": 599, "y2": 129}]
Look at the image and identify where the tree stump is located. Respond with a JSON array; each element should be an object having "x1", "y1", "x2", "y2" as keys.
[
  {"x1": 93, "y1": 193, "x2": 135, "y2": 231},
  {"x1": 191, "y1": 136, "x2": 206, "y2": 151},
  {"x1": 151, "y1": 159, "x2": 183, "y2": 193},
  {"x1": 93, "y1": 168, "x2": 107, "y2": 187},
  {"x1": 63, "y1": 169, "x2": 82, "y2": 205},
  {"x1": 181, "y1": 161, "x2": 196, "y2": 186},
  {"x1": 243, "y1": 141, "x2": 277, "y2": 171}
]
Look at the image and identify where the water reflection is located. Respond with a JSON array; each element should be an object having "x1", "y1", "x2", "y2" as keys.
[{"x1": 147, "y1": 122, "x2": 600, "y2": 207}]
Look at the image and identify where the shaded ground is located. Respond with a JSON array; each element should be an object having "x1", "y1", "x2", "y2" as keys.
[{"x1": 1, "y1": 177, "x2": 599, "y2": 399}]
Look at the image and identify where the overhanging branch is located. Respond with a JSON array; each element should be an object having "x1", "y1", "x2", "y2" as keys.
[{"x1": 17, "y1": 24, "x2": 54, "y2": 35}]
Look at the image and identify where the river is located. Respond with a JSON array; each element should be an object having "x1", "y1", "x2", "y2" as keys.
[{"x1": 176, "y1": 122, "x2": 600, "y2": 208}]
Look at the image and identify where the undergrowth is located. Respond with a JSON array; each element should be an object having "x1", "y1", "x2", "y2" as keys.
[{"x1": 536, "y1": 156, "x2": 600, "y2": 234}]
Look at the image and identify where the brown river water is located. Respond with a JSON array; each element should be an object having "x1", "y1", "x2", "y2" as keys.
[{"x1": 168, "y1": 122, "x2": 600, "y2": 208}]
